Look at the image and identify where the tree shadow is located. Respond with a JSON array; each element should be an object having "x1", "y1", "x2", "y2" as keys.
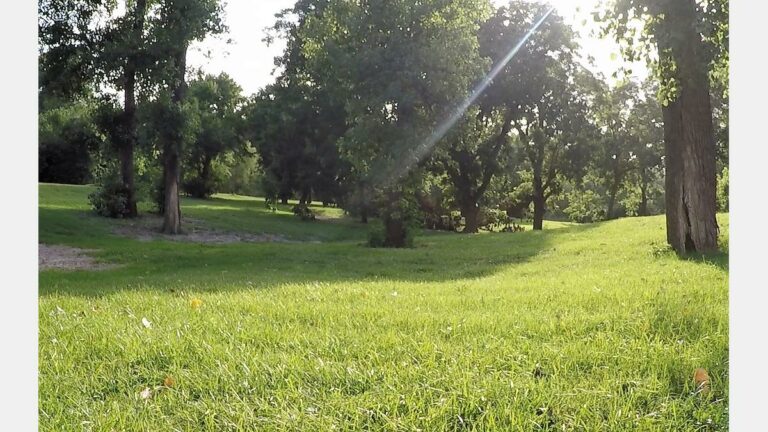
[
  {"x1": 678, "y1": 250, "x2": 729, "y2": 271},
  {"x1": 38, "y1": 206, "x2": 601, "y2": 298}
]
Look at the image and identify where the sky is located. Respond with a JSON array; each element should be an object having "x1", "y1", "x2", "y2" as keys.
[{"x1": 186, "y1": 0, "x2": 648, "y2": 96}]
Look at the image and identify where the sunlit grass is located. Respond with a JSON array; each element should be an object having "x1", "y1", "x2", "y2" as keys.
[{"x1": 39, "y1": 184, "x2": 728, "y2": 431}]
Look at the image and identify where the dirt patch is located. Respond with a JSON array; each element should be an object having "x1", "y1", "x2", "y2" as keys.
[
  {"x1": 111, "y1": 214, "x2": 301, "y2": 244},
  {"x1": 39, "y1": 244, "x2": 117, "y2": 271}
]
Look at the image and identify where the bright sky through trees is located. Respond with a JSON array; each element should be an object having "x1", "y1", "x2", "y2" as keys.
[{"x1": 186, "y1": 0, "x2": 649, "y2": 95}]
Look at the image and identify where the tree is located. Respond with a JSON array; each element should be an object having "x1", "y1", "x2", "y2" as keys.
[
  {"x1": 300, "y1": 0, "x2": 491, "y2": 246},
  {"x1": 150, "y1": 0, "x2": 226, "y2": 234},
  {"x1": 39, "y1": 100, "x2": 103, "y2": 184},
  {"x1": 600, "y1": 0, "x2": 725, "y2": 253},
  {"x1": 38, "y1": 0, "x2": 111, "y2": 105},
  {"x1": 98, "y1": 0, "x2": 151, "y2": 217},
  {"x1": 432, "y1": 107, "x2": 514, "y2": 233},
  {"x1": 183, "y1": 73, "x2": 246, "y2": 198},
  {"x1": 475, "y1": 2, "x2": 594, "y2": 231}
]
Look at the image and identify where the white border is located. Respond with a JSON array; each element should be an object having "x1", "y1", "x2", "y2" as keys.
[
  {"x1": 1, "y1": 0, "x2": 764, "y2": 430},
  {"x1": 0, "y1": 0, "x2": 39, "y2": 430},
  {"x1": 729, "y1": 0, "x2": 768, "y2": 429}
]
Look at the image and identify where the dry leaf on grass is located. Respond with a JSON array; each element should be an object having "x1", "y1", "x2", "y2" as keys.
[
  {"x1": 190, "y1": 298, "x2": 203, "y2": 309},
  {"x1": 694, "y1": 368, "x2": 711, "y2": 396},
  {"x1": 141, "y1": 317, "x2": 152, "y2": 328},
  {"x1": 163, "y1": 376, "x2": 175, "y2": 388}
]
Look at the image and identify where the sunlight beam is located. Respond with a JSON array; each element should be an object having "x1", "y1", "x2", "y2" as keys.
[{"x1": 379, "y1": 7, "x2": 556, "y2": 187}]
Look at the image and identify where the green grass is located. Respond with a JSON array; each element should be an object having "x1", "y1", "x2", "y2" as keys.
[{"x1": 39, "y1": 184, "x2": 728, "y2": 431}]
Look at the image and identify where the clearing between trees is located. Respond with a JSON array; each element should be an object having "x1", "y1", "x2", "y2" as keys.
[{"x1": 39, "y1": 183, "x2": 728, "y2": 431}]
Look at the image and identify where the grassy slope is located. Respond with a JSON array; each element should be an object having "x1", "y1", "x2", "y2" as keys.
[{"x1": 39, "y1": 184, "x2": 729, "y2": 431}]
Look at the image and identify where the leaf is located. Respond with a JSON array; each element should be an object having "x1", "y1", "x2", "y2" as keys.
[
  {"x1": 141, "y1": 317, "x2": 152, "y2": 328},
  {"x1": 693, "y1": 368, "x2": 710, "y2": 396},
  {"x1": 190, "y1": 298, "x2": 203, "y2": 309},
  {"x1": 163, "y1": 376, "x2": 175, "y2": 388},
  {"x1": 139, "y1": 387, "x2": 152, "y2": 400}
]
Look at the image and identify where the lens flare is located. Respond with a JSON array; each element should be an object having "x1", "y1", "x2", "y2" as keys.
[{"x1": 380, "y1": 7, "x2": 556, "y2": 188}]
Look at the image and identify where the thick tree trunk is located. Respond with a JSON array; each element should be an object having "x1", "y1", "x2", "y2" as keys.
[
  {"x1": 162, "y1": 45, "x2": 187, "y2": 235},
  {"x1": 118, "y1": 0, "x2": 147, "y2": 218},
  {"x1": 383, "y1": 216, "x2": 407, "y2": 248},
  {"x1": 162, "y1": 149, "x2": 181, "y2": 234},
  {"x1": 658, "y1": 0, "x2": 719, "y2": 253},
  {"x1": 461, "y1": 202, "x2": 480, "y2": 234},
  {"x1": 360, "y1": 207, "x2": 368, "y2": 224}
]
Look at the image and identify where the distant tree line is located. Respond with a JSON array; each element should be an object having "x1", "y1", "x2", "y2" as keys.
[{"x1": 39, "y1": 0, "x2": 728, "y2": 251}]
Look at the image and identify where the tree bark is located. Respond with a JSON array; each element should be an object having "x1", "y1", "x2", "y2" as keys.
[
  {"x1": 461, "y1": 202, "x2": 480, "y2": 234},
  {"x1": 607, "y1": 178, "x2": 621, "y2": 220},
  {"x1": 383, "y1": 216, "x2": 407, "y2": 248},
  {"x1": 162, "y1": 44, "x2": 187, "y2": 235},
  {"x1": 119, "y1": 0, "x2": 147, "y2": 218},
  {"x1": 658, "y1": 0, "x2": 719, "y2": 253},
  {"x1": 637, "y1": 169, "x2": 649, "y2": 216},
  {"x1": 532, "y1": 171, "x2": 545, "y2": 230}
]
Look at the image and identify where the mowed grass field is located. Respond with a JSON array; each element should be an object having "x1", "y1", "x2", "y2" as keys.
[{"x1": 38, "y1": 184, "x2": 729, "y2": 431}]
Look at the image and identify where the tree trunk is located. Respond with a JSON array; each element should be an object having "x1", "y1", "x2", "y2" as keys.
[
  {"x1": 162, "y1": 148, "x2": 181, "y2": 234},
  {"x1": 161, "y1": 45, "x2": 187, "y2": 235},
  {"x1": 384, "y1": 216, "x2": 407, "y2": 248},
  {"x1": 532, "y1": 173, "x2": 545, "y2": 230},
  {"x1": 461, "y1": 202, "x2": 480, "y2": 234},
  {"x1": 119, "y1": 0, "x2": 147, "y2": 218},
  {"x1": 359, "y1": 184, "x2": 368, "y2": 223},
  {"x1": 280, "y1": 196, "x2": 289, "y2": 205},
  {"x1": 658, "y1": 0, "x2": 719, "y2": 253},
  {"x1": 638, "y1": 168, "x2": 650, "y2": 216},
  {"x1": 607, "y1": 179, "x2": 620, "y2": 220}
]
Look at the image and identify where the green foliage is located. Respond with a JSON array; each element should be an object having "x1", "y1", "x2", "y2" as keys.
[
  {"x1": 39, "y1": 101, "x2": 102, "y2": 184},
  {"x1": 87, "y1": 171, "x2": 132, "y2": 218},
  {"x1": 182, "y1": 73, "x2": 247, "y2": 198},
  {"x1": 218, "y1": 152, "x2": 263, "y2": 197},
  {"x1": 717, "y1": 166, "x2": 729, "y2": 212}
]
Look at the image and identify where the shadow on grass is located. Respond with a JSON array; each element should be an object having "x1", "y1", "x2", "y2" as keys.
[
  {"x1": 679, "y1": 250, "x2": 729, "y2": 271},
  {"x1": 39, "y1": 206, "x2": 600, "y2": 298}
]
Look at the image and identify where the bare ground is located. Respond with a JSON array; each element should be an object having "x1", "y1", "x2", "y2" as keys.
[
  {"x1": 39, "y1": 244, "x2": 117, "y2": 271},
  {"x1": 110, "y1": 214, "x2": 303, "y2": 244}
]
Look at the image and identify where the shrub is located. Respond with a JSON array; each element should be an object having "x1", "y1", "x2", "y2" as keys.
[
  {"x1": 717, "y1": 167, "x2": 729, "y2": 212},
  {"x1": 367, "y1": 223, "x2": 387, "y2": 248},
  {"x1": 89, "y1": 174, "x2": 131, "y2": 218},
  {"x1": 39, "y1": 102, "x2": 102, "y2": 184}
]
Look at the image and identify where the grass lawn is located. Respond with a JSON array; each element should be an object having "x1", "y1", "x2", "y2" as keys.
[{"x1": 39, "y1": 183, "x2": 729, "y2": 431}]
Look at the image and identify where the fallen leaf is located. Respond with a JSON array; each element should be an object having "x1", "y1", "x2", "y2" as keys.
[
  {"x1": 139, "y1": 387, "x2": 152, "y2": 400},
  {"x1": 190, "y1": 298, "x2": 203, "y2": 309},
  {"x1": 694, "y1": 368, "x2": 710, "y2": 396},
  {"x1": 163, "y1": 376, "x2": 175, "y2": 388},
  {"x1": 141, "y1": 317, "x2": 152, "y2": 328}
]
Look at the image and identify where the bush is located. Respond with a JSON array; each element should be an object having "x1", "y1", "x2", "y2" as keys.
[
  {"x1": 39, "y1": 102, "x2": 102, "y2": 184},
  {"x1": 89, "y1": 174, "x2": 132, "y2": 218},
  {"x1": 367, "y1": 223, "x2": 387, "y2": 248},
  {"x1": 182, "y1": 175, "x2": 216, "y2": 199},
  {"x1": 563, "y1": 189, "x2": 606, "y2": 223},
  {"x1": 717, "y1": 167, "x2": 729, "y2": 212}
]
